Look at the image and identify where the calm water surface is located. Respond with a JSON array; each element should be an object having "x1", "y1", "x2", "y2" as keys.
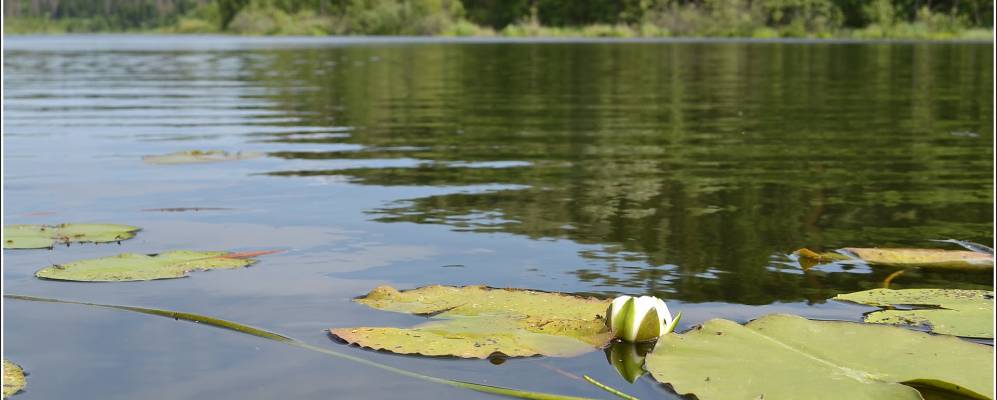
[{"x1": 3, "y1": 36, "x2": 993, "y2": 399}]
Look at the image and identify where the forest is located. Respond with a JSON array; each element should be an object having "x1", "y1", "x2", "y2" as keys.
[{"x1": 3, "y1": 0, "x2": 994, "y2": 38}]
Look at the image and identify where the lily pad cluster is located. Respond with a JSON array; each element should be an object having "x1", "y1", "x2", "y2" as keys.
[
  {"x1": 3, "y1": 224, "x2": 139, "y2": 249},
  {"x1": 5, "y1": 219, "x2": 993, "y2": 400},
  {"x1": 3, "y1": 221, "x2": 274, "y2": 281},
  {"x1": 329, "y1": 284, "x2": 996, "y2": 400},
  {"x1": 330, "y1": 285, "x2": 613, "y2": 358},
  {"x1": 1, "y1": 221, "x2": 276, "y2": 397}
]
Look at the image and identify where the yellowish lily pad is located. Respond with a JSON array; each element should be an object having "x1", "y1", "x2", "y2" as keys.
[
  {"x1": 3, "y1": 224, "x2": 139, "y2": 249},
  {"x1": 35, "y1": 250, "x2": 259, "y2": 282},
  {"x1": 834, "y1": 288, "x2": 994, "y2": 338},
  {"x1": 142, "y1": 150, "x2": 263, "y2": 165},
  {"x1": 3, "y1": 360, "x2": 25, "y2": 398},
  {"x1": 330, "y1": 285, "x2": 612, "y2": 358},
  {"x1": 646, "y1": 314, "x2": 994, "y2": 400},
  {"x1": 795, "y1": 247, "x2": 994, "y2": 270}
]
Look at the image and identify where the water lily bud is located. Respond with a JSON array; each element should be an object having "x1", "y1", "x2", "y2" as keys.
[{"x1": 605, "y1": 295, "x2": 680, "y2": 342}]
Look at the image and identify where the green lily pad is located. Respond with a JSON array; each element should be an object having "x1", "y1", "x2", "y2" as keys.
[
  {"x1": 142, "y1": 150, "x2": 263, "y2": 165},
  {"x1": 3, "y1": 224, "x2": 139, "y2": 249},
  {"x1": 646, "y1": 314, "x2": 994, "y2": 400},
  {"x1": 834, "y1": 289, "x2": 994, "y2": 338},
  {"x1": 330, "y1": 285, "x2": 613, "y2": 358},
  {"x1": 3, "y1": 360, "x2": 25, "y2": 398},
  {"x1": 796, "y1": 247, "x2": 994, "y2": 270},
  {"x1": 35, "y1": 250, "x2": 259, "y2": 282}
]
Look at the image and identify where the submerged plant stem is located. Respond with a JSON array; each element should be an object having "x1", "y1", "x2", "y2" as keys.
[
  {"x1": 582, "y1": 375, "x2": 639, "y2": 400},
  {"x1": 4, "y1": 294, "x2": 595, "y2": 400},
  {"x1": 881, "y1": 269, "x2": 906, "y2": 289}
]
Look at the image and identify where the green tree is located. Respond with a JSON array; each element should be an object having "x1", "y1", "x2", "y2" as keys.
[{"x1": 218, "y1": 0, "x2": 250, "y2": 28}]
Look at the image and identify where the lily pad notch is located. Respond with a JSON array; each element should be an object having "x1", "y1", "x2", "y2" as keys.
[
  {"x1": 35, "y1": 250, "x2": 279, "y2": 282},
  {"x1": 330, "y1": 285, "x2": 613, "y2": 358},
  {"x1": 3, "y1": 224, "x2": 140, "y2": 249}
]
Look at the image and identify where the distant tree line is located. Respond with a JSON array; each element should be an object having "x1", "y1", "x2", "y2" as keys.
[
  {"x1": 3, "y1": 0, "x2": 993, "y2": 37},
  {"x1": 3, "y1": 0, "x2": 207, "y2": 29}
]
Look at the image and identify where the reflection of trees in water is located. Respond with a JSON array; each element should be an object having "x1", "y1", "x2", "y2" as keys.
[{"x1": 251, "y1": 43, "x2": 993, "y2": 303}]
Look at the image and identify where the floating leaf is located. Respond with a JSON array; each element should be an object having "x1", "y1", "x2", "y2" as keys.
[
  {"x1": 332, "y1": 319, "x2": 602, "y2": 358},
  {"x1": 646, "y1": 314, "x2": 994, "y2": 400},
  {"x1": 2, "y1": 360, "x2": 25, "y2": 398},
  {"x1": 330, "y1": 285, "x2": 612, "y2": 358},
  {"x1": 141, "y1": 207, "x2": 235, "y2": 212},
  {"x1": 795, "y1": 247, "x2": 994, "y2": 270},
  {"x1": 214, "y1": 249, "x2": 284, "y2": 259},
  {"x1": 834, "y1": 288, "x2": 994, "y2": 338},
  {"x1": 35, "y1": 250, "x2": 260, "y2": 282},
  {"x1": 3, "y1": 223, "x2": 139, "y2": 249},
  {"x1": 142, "y1": 150, "x2": 263, "y2": 165}
]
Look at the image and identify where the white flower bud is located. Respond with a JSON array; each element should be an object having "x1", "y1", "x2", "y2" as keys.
[{"x1": 605, "y1": 295, "x2": 680, "y2": 342}]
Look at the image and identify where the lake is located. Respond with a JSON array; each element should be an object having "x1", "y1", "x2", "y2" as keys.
[{"x1": 2, "y1": 36, "x2": 993, "y2": 399}]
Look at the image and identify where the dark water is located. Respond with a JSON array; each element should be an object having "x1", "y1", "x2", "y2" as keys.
[{"x1": 3, "y1": 36, "x2": 993, "y2": 399}]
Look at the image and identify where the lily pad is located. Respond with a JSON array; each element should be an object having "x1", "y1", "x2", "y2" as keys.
[
  {"x1": 330, "y1": 285, "x2": 613, "y2": 358},
  {"x1": 795, "y1": 247, "x2": 994, "y2": 270},
  {"x1": 142, "y1": 150, "x2": 263, "y2": 165},
  {"x1": 646, "y1": 314, "x2": 994, "y2": 400},
  {"x1": 35, "y1": 250, "x2": 260, "y2": 282},
  {"x1": 3, "y1": 360, "x2": 25, "y2": 398},
  {"x1": 3, "y1": 224, "x2": 139, "y2": 249},
  {"x1": 834, "y1": 289, "x2": 994, "y2": 338}
]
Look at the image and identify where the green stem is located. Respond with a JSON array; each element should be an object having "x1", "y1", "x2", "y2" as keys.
[
  {"x1": 582, "y1": 375, "x2": 640, "y2": 400},
  {"x1": 5, "y1": 294, "x2": 593, "y2": 400}
]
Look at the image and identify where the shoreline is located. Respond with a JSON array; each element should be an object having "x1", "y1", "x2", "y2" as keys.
[{"x1": 5, "y1": 33, "x2": 994, "y2": 46}]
